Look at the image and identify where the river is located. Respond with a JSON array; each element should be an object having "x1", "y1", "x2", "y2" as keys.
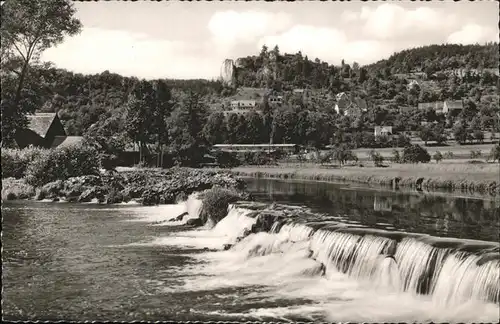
[{"x1": 2, "y1": 179, "x2": 499, "y2": 322}]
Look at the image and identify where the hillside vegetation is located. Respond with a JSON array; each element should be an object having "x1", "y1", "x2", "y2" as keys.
[{"x1": 3, "y1": 43, "x2": 499, "y2": 167}]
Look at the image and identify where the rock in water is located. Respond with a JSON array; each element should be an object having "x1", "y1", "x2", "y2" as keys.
[
  {"x1": 186, "y1": 218, "x2": 203, "y2": 227},
  {"x1": 169, "y1": 212, "x2": 189, "y2": 222}
]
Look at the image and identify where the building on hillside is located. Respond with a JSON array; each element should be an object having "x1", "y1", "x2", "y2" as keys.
[
  {"x1": 418, "y1": 102, "x2": 445, "y2": 114},
  {"x1": 335, "y1": 92, "x2": 366, "y2": 116},
  {"x1": 407, "y1": 79, "x2": 419, "y2": 90},
  {"x1": 268, "y1": 95, "x2": 283, "y2": 105},
  {"x1": 399, "y1": 106, "x2": 415, "y2": 114},
  {"x1": 374, "y1": 126, "x2": 393, "y2": 137},
  {"x1": 230, "y1": 100, "x2": 257, "y2": 109},
  {"x1": 443, "y1": 100, "x2": 464, "y2": 115},
  {"x1": 15, "y1": 112, "x2": 67, "y2": 149}
]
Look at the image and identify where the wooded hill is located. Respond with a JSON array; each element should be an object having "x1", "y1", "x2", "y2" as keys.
[{"x1": 16, "y1": 43, "x2": 500, "y2": 144}]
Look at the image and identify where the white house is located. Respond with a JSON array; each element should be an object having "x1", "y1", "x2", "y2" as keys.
[
  {"x1": 268, "y1": 95, "x2": 283, "y2": 104},
  {"x1": 230, "y1": 100, "x2": 257, "y2": 109},
  {"x1": 442, "y1": 100, "x2": 464, "y2": 115},
  {"x1": 374, "y1": 126, "x2": 393, "y2": 137}
]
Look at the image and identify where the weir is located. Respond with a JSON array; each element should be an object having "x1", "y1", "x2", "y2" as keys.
[{"x1": 205, "y1": 202, "x2": 500, "y2": 307}]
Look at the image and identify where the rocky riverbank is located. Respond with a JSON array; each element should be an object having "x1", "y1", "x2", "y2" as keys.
[{"x1": 2, "y1": 168, "x2": 247, "y2": 206}]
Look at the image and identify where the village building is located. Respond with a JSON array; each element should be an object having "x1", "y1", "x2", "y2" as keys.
[
  {"x1": 442, "y1": 100, "x2": 464, "y2": 115},
  {"x1": 335, "y1": 92, "x2": 367, "y2": 117},
  {"x1": 15, "y1": 112, "x2": 70, "y2": 149},
  {"x1": 418, "y1": 102, "x2": 445, "y2": 114},
  {"x1": 268, "y1": 95, "x2": 283, "y2": 105},
  {"x1": 374, "y1": 126, "x2": 393, "y2": 137},
  {"x1": 407, "y1": 79, "x2": 419, "y2": 90},
  {"x1": 230, "y1": 100, "x2": 257, "y2": 109}
]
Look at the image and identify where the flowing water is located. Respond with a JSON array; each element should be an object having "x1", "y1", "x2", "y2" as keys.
[{"x1": 2, "y1": 179, "x2": 500, "y2": 322}]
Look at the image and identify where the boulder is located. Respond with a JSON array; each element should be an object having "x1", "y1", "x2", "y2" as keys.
[
  {"x1": 41, "y1": 180, "x2": 65, "y2": 199},
  {"x1": 78, "y1": 187, "x2": 106, "y2": 203},
  {"x1": 106, "y1": 189, "x2": 124, "y2": 204},
  {"x1": 186, "y1": 218, "x2": 203, "y2": 227},
  {"x1": 169, "y1": 212, "x2": 189, "y2": 222},
  {"x1": 142, "y1": 189, "x2": 160, "y2": 206}
]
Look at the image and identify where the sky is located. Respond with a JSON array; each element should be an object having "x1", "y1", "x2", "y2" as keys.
[{"x1": 41, "y1": 0, "x2": 499, "y2": 80}]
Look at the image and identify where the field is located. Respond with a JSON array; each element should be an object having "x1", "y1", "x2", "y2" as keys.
[
  {"x1": 228, "y1": 161, "x2": 500, "y2": 195},
  {"x1": 351, "y1": 143, "x2": 496, "y2": 161}
]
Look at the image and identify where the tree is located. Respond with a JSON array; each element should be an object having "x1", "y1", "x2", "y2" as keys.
[
  {"x1": 453, "y1": 121, "x2": 471, "y2": 145},
  {"x1": 473, "y1": 129, "x2": 484, "y2": 144},
  {"x1": 391, "y1": 149, "x2": 401, "y2": 163},
  {"x1": 151, "y1": 79, "x2": 174, "y2": 167},
  {"x1": 331, "y1": 144, "x2": 356, "y2": 166},
  {"x1": 402, "y1": 144, "x2": 431, "y2": 164},
  {"x1": 419, "y1": 125, "x2": 434, "y2": 146},
  {"x1": 125, "y1": 80, "x2": 156, "y2": 162},
  {"x1": 488, "y1": 143, "x2": 500, "y2": 162},
  {"x1": 203, "y1": 111, "x2": 227, "y2": 145},
  {"x1": 1, "y1": 0, "x2": 82, "y2": 146},
  {"x1": 166, "y1": 91, "x2": 208, "y2": 166},
  {"x1": 433, "y1": 151, "x2": 443, "y2": 163},
  {"x1": 369, "y1": 150, "x2": 385, "y2": 167},
  {"x1": 469, "y1": 149, "x2": 482, "y2": 160}
]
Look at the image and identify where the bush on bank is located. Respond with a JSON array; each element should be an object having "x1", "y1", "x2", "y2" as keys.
[
  {"x1": 1, "y1": 178, "x2": 36, "y2": 201},
  {"x1": 1, "y1": 147, "x2": 48, "y2": 179},
  {"x1": 24, "y1": 144, "x2": 101, "y2": 187},
  {"x1": 199, "y1": 186, "x2": 246, "y2": 225}
]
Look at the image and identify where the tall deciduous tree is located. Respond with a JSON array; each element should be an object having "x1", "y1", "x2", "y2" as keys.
[
  {"x1": 1, "y1": 0, "x2": 81, "y2": 146},
  {"x1": 166, "y1": 91, "x2": 208, "y2": 166}
]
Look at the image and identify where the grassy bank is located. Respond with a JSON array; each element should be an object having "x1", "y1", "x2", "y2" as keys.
[{"x1": 228, "y1": 162, "x2": 500, "y2": 195}]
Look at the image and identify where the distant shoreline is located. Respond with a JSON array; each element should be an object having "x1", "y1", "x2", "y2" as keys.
[{"x1": 225, "y1": 163, "x2": 500, "y2": 196}]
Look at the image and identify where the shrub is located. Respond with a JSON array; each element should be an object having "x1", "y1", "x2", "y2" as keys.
[
  {"x1": 1, "y1": 178, "x2": 36, "y2": 201},
  {"x1": 369, "y1": 150, "x2": 385, "y2": 167},
  {"x1": 199, "y1": 186, "x2": 242, "y2": 225},
  {"x1": 433, "y1": 151, "x2": 443, "y2": 163},
  {"x1": 402, "y1": 144, "x2": 431, "y2": 164},
  {"x1": 444, "y1": 151, "x2": 454, "y2": 159},
  {"x1": 391, "y1": 149, "x2": 401, "y2": 163},
  {"x1": 213, "y1": 151, "x2": 241, "y2": 168},
  {"x1": 1, "y1": 147, "x2": 48, "y2": 179},
  {"x1": 238, "y1": 151, "x2": 275, "y2": 166},
  {"x1": 330, "y1": 144, "x2": 356, "y2": 166},
  {"x1": 469, "y1": 149, "x2": 482, "y2": 159},
  {"x1": 25, "y1": 144, "x2": 100, "y2": 187},
  {"x1": 488, "y1": 143, "x2": 500, "y2": 162}
]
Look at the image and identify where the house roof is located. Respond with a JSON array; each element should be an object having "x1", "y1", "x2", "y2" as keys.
[
  {"x1": 445, "y1": 100, "x2": 464, "y2": 109},
  {"x1": 26, "y1": 113, "x2": 58, "y2": 138},
  {"x1": 51, "y1": 136, "x2": 84, "y2": 149}
]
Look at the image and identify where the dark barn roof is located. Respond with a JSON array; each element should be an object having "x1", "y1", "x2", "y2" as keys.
[
  {"x1": 26, "y1": 113, "x2": 58, "y2": 138},
  {"x1": 51, "y1": 136, "x2": 84, "y2": 149}
]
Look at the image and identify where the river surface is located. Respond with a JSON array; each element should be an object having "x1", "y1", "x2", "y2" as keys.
[{"x1": 2, "y1": 179, "x2": 499, "y2": 322}]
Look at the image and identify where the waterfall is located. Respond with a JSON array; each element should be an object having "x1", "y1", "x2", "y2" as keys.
[{"x1": 432, "y1": 252, "x2": 500, "y2": 306}]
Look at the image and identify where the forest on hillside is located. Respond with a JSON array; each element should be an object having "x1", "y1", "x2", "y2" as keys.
[{"x1": 3, "y1": 40, "x2": 500, "y2": 167}]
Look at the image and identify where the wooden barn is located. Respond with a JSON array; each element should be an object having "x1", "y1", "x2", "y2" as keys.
[{"x1": 15, "y1": 113, "x2": 67, "y2": 149}]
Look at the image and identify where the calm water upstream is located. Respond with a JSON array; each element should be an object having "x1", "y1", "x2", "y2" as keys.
[{"x1": 2, "y1": 179, "x2": 499, "y2": 322}]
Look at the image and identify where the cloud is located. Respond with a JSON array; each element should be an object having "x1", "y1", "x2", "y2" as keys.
[
  {"x1": 447, "y1": 24, "x2": 498, "y2": 44},
  {"x1": 344, "y1": 4, "x2": 459, "y2": 40},
  {"x1": 42, "y1": 27, "x2": 222, "y2": 79},
  {"x1": 257, "y1": 25, "x2": 398, "y2": 65},
  {"x1": 208, "y1": 10, "x2": 292, "y2": 48}
]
